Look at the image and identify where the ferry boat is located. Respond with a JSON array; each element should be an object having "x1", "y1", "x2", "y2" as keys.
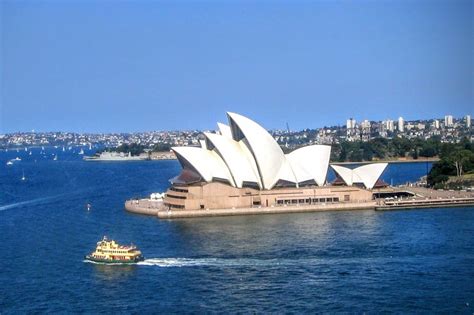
[
  {"x1": 85, "y1": 236, "x2": 144, "y2": 264},
  {"x1": 83, "y1": 151, "x2": 150, "y2": 161}
]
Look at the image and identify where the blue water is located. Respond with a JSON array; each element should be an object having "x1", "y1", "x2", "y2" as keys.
[{"x1": 1, "y1": 149, "x2": 473, "y2": 313}]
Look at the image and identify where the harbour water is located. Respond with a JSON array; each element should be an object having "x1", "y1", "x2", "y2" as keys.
[{"x1": 1, "y1": 149, "x2": 473, "y2": 313}]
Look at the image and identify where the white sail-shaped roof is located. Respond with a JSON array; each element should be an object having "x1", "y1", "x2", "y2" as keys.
[
  {"x1": 217, "y1": 122, "x2": 232, "y2": 139},
  {"x1": 170, "y1": 112, "x2": 392, "y2": 191},
  {"x1": 353, "y1": 163, "x2": 388, "y2": 189},
  {"x1": 172, "y1": 146, "x2": 235, "y2": 186},
  {"x1": 203, "y1": 132, "x2": 262, "y2": 188},
  {"x1": 331, "y1": 163, "x2": 388, "y2": 189},
  {"x1": 227, "y1": 112, "x2": 290, "y2": 189},
  {"x1": 331, "y1": 165, "x2": 360, "y2": 186},
  {"x1": 287, "y1": 145, "x2": 331, "y2": 186},
  {"x1": 276, "y1": 157, "x2": 298, "y2": 184}
]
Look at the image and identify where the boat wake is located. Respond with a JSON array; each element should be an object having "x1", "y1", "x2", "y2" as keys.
[
  {"x1": 0, "y1": 187, "x2": 100, "y2": 212},
  {"x1": 137, "y1": 257, "x2": 300, "y2": 268},
  {"x1": 0, "y1": 194, "x2": 67, "y2": 211}
]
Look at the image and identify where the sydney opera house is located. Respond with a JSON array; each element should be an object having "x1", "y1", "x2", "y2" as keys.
[{"x1": 162, "y1": 112, "x2": 388, "y2": 212}]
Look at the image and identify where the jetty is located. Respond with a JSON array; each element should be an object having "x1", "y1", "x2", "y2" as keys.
[{"x1": 374, "y1": 186, "x2": 474, "y2": 211}]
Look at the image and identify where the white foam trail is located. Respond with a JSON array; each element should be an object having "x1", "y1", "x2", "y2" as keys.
[
  {"x1": 137, "y1": 257, "x2": 295, "y2": 267},
  {"x1": 0, "y1": 186, "x2": 101, "y2": 212},
  {"x1": 0, "y1": 194, "x2": 67, "y2": 211}
]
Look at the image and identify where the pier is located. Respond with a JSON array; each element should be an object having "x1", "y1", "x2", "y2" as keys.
[{"x1": 374, "y1": 186, "x2": 474, "y2": 210}]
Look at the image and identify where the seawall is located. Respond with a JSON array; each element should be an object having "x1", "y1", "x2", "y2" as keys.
[
  {"x1": 125, "y1": 190, "x2": 474, "y2": 218},
  {"x1": 125, "y1": 199, "x2": 376, "y2": 218}
]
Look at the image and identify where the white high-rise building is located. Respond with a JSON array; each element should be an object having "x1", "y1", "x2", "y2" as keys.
[
  {"x1": 384, "y1": 119, "x2": 394, "y2": 132},
  {"x1": 445, "y1": 115, "x2": 454, "y2": 127},
  {"x1": 465, "y1": 115, "x2": 471, "y2": 128},
  {"x1": 398, "y1": 117, "x2": 404, "y2": 132},
  {"x1": 432, "y1": 119, "x2": 440, "y2": 129},
  {"x1": 346, "y1": 118, "x2": 356, "y2": 129},
  {"x1": 360, "y1": 120, "x2": 370, "y2": 129}
]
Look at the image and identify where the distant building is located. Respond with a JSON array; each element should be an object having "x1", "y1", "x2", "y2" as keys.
[
  {"x1": 398, "y1": 117, "x2": 404, "y2": 132},
  {"x1": 360, "y1": 120, "x2": 371, "y2": 130},
  {"x1": 346, "y1": 118, "x2": 356, "y2": 129},
  {"x1": 432, "y1": 120, "x2": 440, "y2": 129},
  {"x1": 445, "y1": 115, "x2": 454, "y2": 128},
  {"x1": 465, "y1": 115, "x2": 471, "y2": 128},
  {"x1": 384, "y1": 119, "x2": 395, "y2": 132}
]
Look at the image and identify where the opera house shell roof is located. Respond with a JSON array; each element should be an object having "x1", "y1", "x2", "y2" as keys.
[
  {"x1": 171, "y1": 112, "x2": 386, "y2": 191},
  {"x1": 331, "y1": 163, "x2": 388, "y2": 189}
]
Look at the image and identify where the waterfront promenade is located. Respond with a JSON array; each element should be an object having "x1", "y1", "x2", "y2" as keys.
[{"x1": 125, "y1": 186, "x2": 474, "y2": 219}]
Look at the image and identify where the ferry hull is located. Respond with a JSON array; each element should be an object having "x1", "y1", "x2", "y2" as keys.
[{"x1": 85, "y1": 255, "x2": 144, "y2": 264}]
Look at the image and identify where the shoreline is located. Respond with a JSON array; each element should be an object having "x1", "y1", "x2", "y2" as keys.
[{"x1": 331, "y1": 158, "x2": 438, "y2": 165}]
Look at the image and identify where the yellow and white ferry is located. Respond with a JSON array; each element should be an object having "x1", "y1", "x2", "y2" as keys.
[{"x1": 85, "y1": 236, "x2": 144, "y2": 264}]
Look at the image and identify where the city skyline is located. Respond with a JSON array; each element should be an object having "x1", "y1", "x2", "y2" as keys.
[
  {"x1": 2, "y1": 112, "x2": 472, "y2": 150},
  {"x1": 1, "y1": 0, "x2": 472, "y2": 133},
  {"x1": 0, "y1": 112, "x2": 472, "y2": 134}
]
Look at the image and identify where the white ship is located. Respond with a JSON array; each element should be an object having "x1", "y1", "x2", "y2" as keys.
[{"x1": 83, "y1": 151, "x2": 150, "y2": 161}]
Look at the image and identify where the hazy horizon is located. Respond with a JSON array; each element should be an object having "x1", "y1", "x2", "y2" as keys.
[
  {"x1": 1, "y1": 0, "x2": 472, "y2": 133},
  {"x1": 1, "y1": 112, "x2": 472, "y2": 135}
]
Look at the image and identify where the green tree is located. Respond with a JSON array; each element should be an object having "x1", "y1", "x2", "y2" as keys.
[{"x1": 449, "y1": 150, "x2": 474, "y2": 177}]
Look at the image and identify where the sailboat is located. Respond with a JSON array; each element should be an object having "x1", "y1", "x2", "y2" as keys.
[
  {"x1": 89, "y1": 143, "x2": 92, "y2": 150},
  {"x1": 29, "y1": 151, "x2": 33, "y2": 156},
  {"x1": 53, "y1": 155, "x2": 58, "y2": 161},
  {"x1": 62, "y1": 146, "x2": 65, "y2": 152},
  {"x1": 25, "y1": 147, "x2": 28, "y2": 152},
  {"x1": 21, "y1": 170, "x2": 26, "y2": 181},
  {"x1": 79, "y1": 148, "x2": 84, "y2": 155}
]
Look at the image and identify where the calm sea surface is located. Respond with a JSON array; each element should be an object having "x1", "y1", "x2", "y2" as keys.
[{"x1": 1, "y1": 149, "x2": 473, "y2": 313}]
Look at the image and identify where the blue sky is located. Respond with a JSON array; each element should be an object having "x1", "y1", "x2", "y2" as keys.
[{"x1": 1, "y1": 0, "x2": 472, "y2": 133}]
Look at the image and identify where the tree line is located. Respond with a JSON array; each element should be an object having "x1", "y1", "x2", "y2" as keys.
[
  {"x1": 427, "y1": 139, "x2": 474, "y2": 189},
  {"x1": 330, "y1": 136, "x2": 446, "y2": 162}
]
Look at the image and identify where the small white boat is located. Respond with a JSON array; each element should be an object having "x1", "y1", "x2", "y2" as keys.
[
  {"x1": 79, "y1": 148, "x2": 84, "y2": 155},
  {"x1": 25, "y1": 147, "x2": 28, "y2": 152},
  {"x1": 29, "y1": 151, "x2": 32, "y2": 156},
  {"x1": 21, "y1": 171, "x2": 26, "y2": 181},
  {"x1": 53, "y1": 155, "x2": 58, "y2": 161},
  {"x1": 14, "y1": 157, "x2": 21, "y2": 161},
  {"x1": 6, "y1": 161, "x2": 13, "y2": 166},
  {"x1": 62, "y1": 146, "x2": 65, "y2": 152}
]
